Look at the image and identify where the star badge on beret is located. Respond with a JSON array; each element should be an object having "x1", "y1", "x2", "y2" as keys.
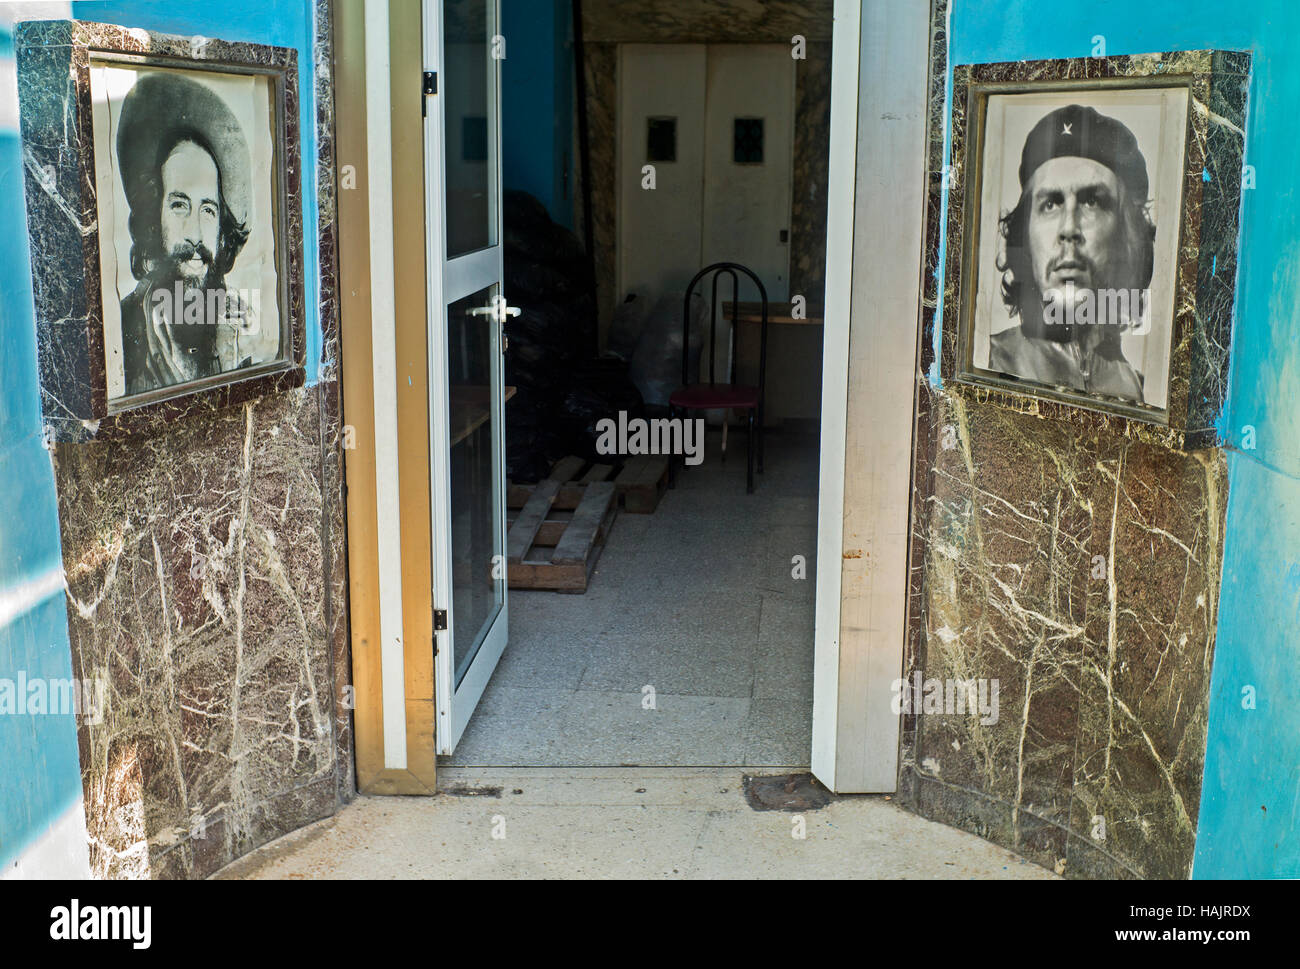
[{"x1": 1062, "y1": 122, "x2": 1073, "y2": 135}]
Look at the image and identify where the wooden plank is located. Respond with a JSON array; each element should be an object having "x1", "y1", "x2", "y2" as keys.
[
  {"x1": 723, "y1": 300, "x2": 825, "y2": 325},
  {"x1": 615, "y1": 454, "x2": 668, "y2": 487},
  {"x1": 552, "y1": 481, "x2": 616, "y2": 566},
  {"x1": 506, "y1": 478, "x2": 560, "y2": 564},
  {"x1": 547, "y1": 455, "x2": 586, "y2": 482},
  {"x1": 551, "y1": 485, "x2": 587, "y2": 510},
  {"x1": 506, "y1": 483, "x2": 531, "y2": 508},
  {"x1": 505, "y1": 518, "x2": 571, "y2": 548},
  {"x1": 508, "y1": 482, "x2": 586, "y2": 509},
  {"x1": 557, "y1": 490, "x2": 621, "y2": 594},
  {"x1": 579, "y1": 463, "x2": 614, "y2": 484},
  {"x1": 507, "y1": 561, "x2": 589, "y2": 591},
  {"x1": 614, "y1": 455, "x2": 669, "y2": 514}
]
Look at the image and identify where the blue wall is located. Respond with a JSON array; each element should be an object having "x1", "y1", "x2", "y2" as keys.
[
  {"x1": 0, "y1": 0, "x2": 322, "y2": 872},
  {"x1": 0, "y1": 6, "x2": 83, "y2": 873},
  {"x1": 501, "y1": 0, "x2": 573, "y2": 228},
  {"x1": 946, "y1": 0, "x2": 1300, "y2": 878}
]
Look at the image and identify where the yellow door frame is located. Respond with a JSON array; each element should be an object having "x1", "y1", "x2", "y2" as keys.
[{"x1": 334, "y1": 0, "x2": 439, "y2": 794}]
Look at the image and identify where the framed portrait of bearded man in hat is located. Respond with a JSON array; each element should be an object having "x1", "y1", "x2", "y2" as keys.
[
  {"x1": 89, "y1": 61, "x2": 286, "y2": 403},
  {"x1": 14, "y1": 22, "x2": 304, "y2": 439}
]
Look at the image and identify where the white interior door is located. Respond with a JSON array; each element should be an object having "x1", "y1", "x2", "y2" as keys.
[
  {"x1": 617, "y1": 44, "x2": 793, "y2": 381},
  {"x1": 700, "y1": 43, "x2": 794, "y2": 389},
  {"x1": 424, "y1": 0, "x2": 511, "y2": 755},
  {"x1": 617, "y1": 44, "x2": 707, "y2": 303},
  {"x1": 700, "y1": 44, "x2": 794, "y2": 301}
]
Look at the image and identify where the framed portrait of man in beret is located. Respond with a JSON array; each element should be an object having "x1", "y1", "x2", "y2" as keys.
[
  {"x1": 89, "y1": 62, "x2": 287, "y2": 405},
  {"x1": 958, "y1": 82, "x2": 1193, "y2": 416}
]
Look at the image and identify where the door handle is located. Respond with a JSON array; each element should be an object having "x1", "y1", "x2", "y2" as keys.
[{"x1": 470, "y1": 297, "x2": 522, "y2": 324}]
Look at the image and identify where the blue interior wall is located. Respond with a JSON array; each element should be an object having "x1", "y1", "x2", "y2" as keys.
[
  {"x1": 945, "y1": 0, "x2": 1300, "y2": 878},
  {"x1": 501, "y1": 0, "x2": 573, "y2": 228},
  {"x1": 0, "y1": 0, "x2": 321, "y2": 871}
]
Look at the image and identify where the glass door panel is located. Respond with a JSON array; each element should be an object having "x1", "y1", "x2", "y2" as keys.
[
  {"x1": 443, "y1": 0, "x2": 497, "y2": 257},
  {"x1": 447, "y1": 284, "x2": 504, "y2": 687}
]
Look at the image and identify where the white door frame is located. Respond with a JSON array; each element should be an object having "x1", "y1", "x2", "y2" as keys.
[
  {"x1": 422, "y1": 0, "x2": 511, "y2": 755},
  {"x1": 363, "y1": 0, "x2": 409, "y2": 771},
  {"x1": 811, "y1": 0, "x2": 931, "y2": 793}
]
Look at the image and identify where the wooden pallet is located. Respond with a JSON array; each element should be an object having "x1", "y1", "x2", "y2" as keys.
[
  {"x1": 508, "y1": 454, "x2": 669, "y2": 515},
  {"x1": 505, "y1": 471, "x2": 618, "y2": 593}
]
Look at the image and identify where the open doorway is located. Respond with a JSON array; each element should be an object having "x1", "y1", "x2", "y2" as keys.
[{"x1": 436, "y1": 0, "x2": 832, "y2": 768}]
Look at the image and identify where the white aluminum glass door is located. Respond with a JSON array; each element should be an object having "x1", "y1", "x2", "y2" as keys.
[{"x1": 424, "y1": 0, "x2": 510, "y2": 754}]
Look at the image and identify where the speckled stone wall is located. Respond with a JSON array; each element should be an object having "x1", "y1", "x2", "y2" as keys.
[
  {"x1": 579, "y1": 0, "x2": 832, "y2": 336},
  {"x1": 21, "y1": 2, "x2": 352, "y2": 879},
  {"x1": 898, "y1": 0, "x2": 1233, "y2": 879}
]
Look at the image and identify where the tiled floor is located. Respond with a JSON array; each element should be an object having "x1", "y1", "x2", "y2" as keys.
[{"x1": 442, "y1": 428, "x2": 820, "y2": 767}]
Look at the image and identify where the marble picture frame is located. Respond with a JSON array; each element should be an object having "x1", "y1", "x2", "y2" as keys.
[
  {"x1": 941, "y1": 51, "x2": 1251, "y2": 450},
  {"x1": 15, "y1": 21, "x2": 306, "y2": 442}
]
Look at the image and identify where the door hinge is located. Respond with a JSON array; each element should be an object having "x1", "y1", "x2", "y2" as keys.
[
  {"x1": 422, "y1": 71, "x2": 437, "y2": 116},
  {"x1": 434, "y1": 608, "x2": 448, "y2": 631}
]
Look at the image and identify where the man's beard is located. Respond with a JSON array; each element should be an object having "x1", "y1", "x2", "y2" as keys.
[{"x1": 149, "y1": 243, "x2": 225, "y2": 355}]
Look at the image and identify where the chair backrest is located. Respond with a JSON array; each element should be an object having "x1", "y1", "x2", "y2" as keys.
[{"x1": 681, "y1": 262, "x2": 769, "y2": 397}]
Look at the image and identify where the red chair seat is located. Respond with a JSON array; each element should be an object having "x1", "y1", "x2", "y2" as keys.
[{"x1": 670, "y1": 383, "x2": 760, "y2": 410}]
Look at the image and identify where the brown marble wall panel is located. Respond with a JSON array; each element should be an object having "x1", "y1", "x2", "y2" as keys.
[
  {"x1": 899, "y1": 0, "x2": 1228, "y2": 880},
  {"x1": 314, "y1": 0, "x2": 355, "y2": 807},
  {"x1": 903, "y1": 389, "x2": 1226, "y2": 878},
  {"x1": 57, "y1": 389, "x2": 345, "y2": 879},
  {"x1": 580, "y1": 1, "x2": 832, "y2": 338},
  {"x1": 789, "y1": 41, "x2": 831, "y2": 303},
  {"x1": 584, "y1": 41, "x2": 619, "y2": 336}
]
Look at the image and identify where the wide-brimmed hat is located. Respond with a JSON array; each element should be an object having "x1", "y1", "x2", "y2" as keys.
[{"x1": 116, "y1": 70, "x2": 251, "y2": 227}]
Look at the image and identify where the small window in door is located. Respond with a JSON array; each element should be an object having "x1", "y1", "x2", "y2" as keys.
[
  {"x1": 733, "y1": 117, "x2": 764, "y2": 164},
  {"x1": 646, "y1": 116, "x2": 677, "y2": 162}
]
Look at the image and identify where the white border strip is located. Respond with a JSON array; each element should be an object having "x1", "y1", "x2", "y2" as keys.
[
  {"x1": 1, "y1": 797, "x2": 91, "y2": 880},
  {"x1": 364, "y1": 0, "x2": 407, "y2": 771},
  {"x1": 0, "y1": 566, "x2": 65, "y2": 630},
  {"x1": 810, "y1": 0, "x2": 862, "y2": 790}
]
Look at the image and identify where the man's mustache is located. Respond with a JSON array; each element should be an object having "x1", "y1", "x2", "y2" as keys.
[
  {"x1": 1047, "y1": 251, "x2": 1095, "y2": 277},
  {"x1": 168, "y1": 242, "x2": 214, "y2": 266}
]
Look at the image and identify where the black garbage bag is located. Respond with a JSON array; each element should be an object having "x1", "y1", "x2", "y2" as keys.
[
  {"x1": 557, "y1": 360, "x2": 646, "y2": 461},
  {"x1": 501, "y1": 190, "x2": 616, "y2": 477},
  {"x1": 504, "y1": 190, "x2": 588, "y2": 271}
]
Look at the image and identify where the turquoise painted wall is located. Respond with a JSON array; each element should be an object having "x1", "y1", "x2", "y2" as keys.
[
  {"x1": 0, "y1": 6, "x2": 84, "y2": 873},
  {"x1": 0, "y1": 0, "x2": 322, "y2": 872},
  {"x1": 946, "y1": 0, "x2": 1300, "y2": 878},
  {"x1": 501, "y1": 0, "x2": 574, "y2": 228}
]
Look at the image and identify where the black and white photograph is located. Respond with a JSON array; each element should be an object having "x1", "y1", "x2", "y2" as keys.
[
  {"x1": 90, "y1": 62, "x2": 284, "y2": 403},
  {"x1": 966, "y1": 85, "x2": 1189, "y2": 411}
]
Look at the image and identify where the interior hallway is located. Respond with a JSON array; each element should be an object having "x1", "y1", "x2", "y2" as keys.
[{"x1": 442, "y1": 428, "x2": 820, "y2": 767}]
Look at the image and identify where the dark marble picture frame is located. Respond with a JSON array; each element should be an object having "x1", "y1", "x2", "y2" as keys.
[
  {"x1": 941, "y1": 51, "x2": 1250, "y2": 451},
  {"x1": 15, "y1": 20, "x2": 306, "y2": 443}
]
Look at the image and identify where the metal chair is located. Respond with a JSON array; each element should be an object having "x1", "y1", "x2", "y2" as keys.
[{"x1": 668, "y1": 262, "x2": 768, "y2": 493}]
